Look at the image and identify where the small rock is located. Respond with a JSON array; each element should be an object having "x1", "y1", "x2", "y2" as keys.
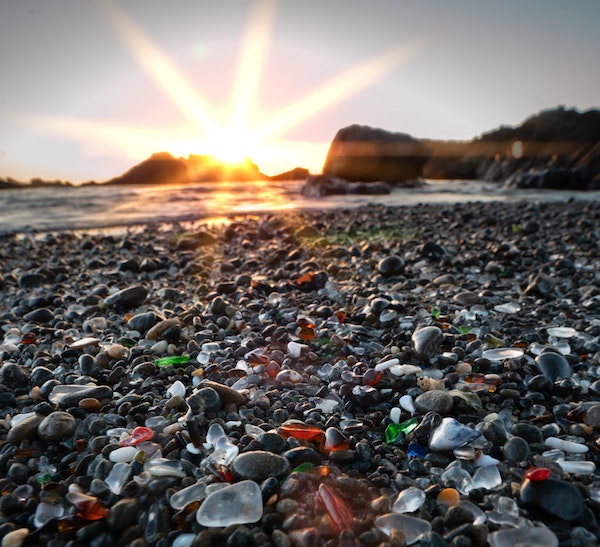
[
  {"x1": 38, "y1": 411, "x2": 77, "y2": 441},
  {"x1": 412, "y1": 326, "x2": 443, "y2": 359},
  {"x1": 7, "y1": 414, "x2": 44, "y2": 444},
  {"x1": 520, "y1": 477, "x2": 585, "y2": 521},
  {"x1": 187, "y1": 387, "x2": 221, "y2": 414},
  {"x1": 104, "y1": 285, "x2": 148, "y2": 310},
  {"x1": 503, "y1": 436, "x2": 531, "y2": 463},
  {"x1": 534, "y1": 352, "x2": 571, "y2": 382},
  {"x1": 414, "y1": 390, "x2": 454, "y2": 415},
  {"x1": 231, "y1": 451, "x2": 291, "y2": 483},
  {"x1": 377, "y1": 255, "x2": 405, "y2": 276}
]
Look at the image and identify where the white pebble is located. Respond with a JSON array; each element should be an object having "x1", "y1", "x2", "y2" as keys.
[
  {"x1": 390, "y1": 407, "x2": 402, "y2": 424},
  {"x1": 544, "y1": 437, "x2": 588, "y2": 453},
  {"x1": 375, "y1": 358, "x2": 399, "y2": 372},
  {"x1": 167, "y1": 380, "x2": 186, "y2": 398},
  {"x1": 390, "y1": 364, "x2": 422, "y2": 376},
  {"x1": 399, "y1": 395, "x2": 415, "y2": 414},
  {"x1": 557, "y1": 460, "x2": 596, "y2": 474},
  {"x1": 109, "y1": 446, "x2": 137, "y2": 463}
]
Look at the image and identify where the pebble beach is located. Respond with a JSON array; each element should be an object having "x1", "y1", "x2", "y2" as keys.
[{"x1": 1, "y1": 198, "x2": 600, "y2": 547}]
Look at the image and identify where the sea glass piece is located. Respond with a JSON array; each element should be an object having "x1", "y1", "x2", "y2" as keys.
[
  {"x1": 167, "y1": 380, "x2": 186, "y2": 398},
  {"x1": 171, "y1": 534, "x2": 196, "y2": 547},
  {"x1": 472, "y1": 465, "x2": 502, "y2": 490},
  {"x1": 206, "y1": 436, "x2": 239, "y2": 467},
  {"x1": 109, "y1": 446, "x2": 137, "y2": 463},
  {"x1": 278, "y1": 420, "x2": 324, "y2": 441},
  {"x1": 363, "y1": 368, "x2": 382, "y2": 386},
  {"x1": 105, "y1": 462, "x2": 132, "y2": 495},
  {"x1": 155, "y1": 355, "x2": 190, "y2": 367},
  {"x1": 436, "y1": 488, "x2": 459, "y2": 507},
  {"x1": 493, "y1": 302, "x2": 520, "y2": 314},
  {"x1": 34, "y1": 502, "x2": 65, "y2": 528},
  {"x1": 169, "y1": 482, "x2": 208, "y2": 510},
  {"x1": 441, "y1": 462, "x2": 474, "y2": 494},
  {"x1": 429, "y1": 417, "x2": 480, "y2": 451},
  {"x1": 399, "y1": 395, "x2": 415, "y2": 414},
  {"x1": 66, "y1": 491, "x2": 108, "y2": 520},
  {"x1": 488, "y1": 526, "x2": 558, "y2": 547},
  {"x1": 321, "y1": 427, "x2": 350, "y2": 453},
  {"x1": 206, "y1": 422, "x2": 227, "y2": 446},
  {"x1": 385, "y1": 417, "x2": 419, "y2": 444},
  {"x1": 525, "y1": 467, "x2": 551, "y2": 481},
  {"x1": 458, "y1": 500, "x2": 486, "y2": 525},
  {"x1": 390, "y1": 407, "x2": 402, "y2": 424},
  {"x1": 557, "y1": 460, "x2": 596, "y2": 474},
  {"x1": 406, "y1": 443, "x2": 427, "y2": 459},
  {"x1": 481, "y1": 348, "x2": 524, "y2": 361},
  {"x1": 544, "y1": 437, "x2": 588, "y2": 453},
  {"x1": 375, "y1": 514, "x2": 432, "y2": 545},
  {"x1": 375, "y1": 358, "x2": 399, "y2": 372},
  {"x1": 546, "y1": 327, "x2": 576, "y2": 338},
  {"x1": 393, "y1": 487, "x2": 426, "y2": 514},
  {"x1": 120, "y1": 426, "x2": 154, "y2": 447},
  {"x1": 146, "y1": 458, "x2": 186, "y2": 477},
  {"x1": 318, "y1": 483, "x2": 353, "y2": 533},
  {"x1": 196, "y1": 480, "x2": 262, "y2": 527}
]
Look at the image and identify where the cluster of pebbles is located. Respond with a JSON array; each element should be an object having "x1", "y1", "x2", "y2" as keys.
[{"x1": 0, "y1": 199, "x2": 599, "y2": 547}]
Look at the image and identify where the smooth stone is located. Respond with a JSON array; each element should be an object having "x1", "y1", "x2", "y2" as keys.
[
  {"x1": 186, "y1": 387, "x2": 222, "y2": 414},
  {"x1": 127, "y1": 311, "x2": 161, "y2": 334},
  {"x1": 37, "y1": 411, "x2": 77, "y2": 441},
  {"x1": 23, "y1": 307, "x2": 54, "y2": 324},
  {"x1": 375, "y1": 513, "x2": 432, "y2": 545},
  {"x1": 520, "y1": 477, "x2": 585, "y2": 521},
  {"x1": 196, "y1": 480, "x2": 263, "y2": 527},
  {"x1": 503, "y1": 436, "x2": 531, "y2": 463},
  {"x1": 481, "y1": 348, "x2": 524, "y2": 361},
  {"x1": 107, "y1": 498, "x2": 140, "y2": 532},
  {"x1": 511, "y1": 421, "x2": 543, "y2": 443},
  {"x1": 48, "y1": 384, "x2": 113, "y2": 408},
  {"x1": 104, "y1": 285, "x2": 148, "y2": 310},
  {"x1": 0, "y1": 363, "x2": 29, "y2": 388},
  {"x1": 18, "y1": 272, "x2": 46, "y2": 288},
  {"x1": 481, "y1": 420, "x2": 507, "y2": 445},
  {"x1": 199, "y1": 380, "x2": 246, "y2": 407},
  {"x1": 489, "y1": 526, "x2": 558, "y2": 547},
  {"x1": 453, "y1": 291, "x2": 480, "y2": 306},
  {"x1": 1, "y1": 528, "x2": 31, "y2": 547},
  {"x1": 146, "y1": 318, "x2": 180, "y2": 341},
  {"x1": 429, "y1": 418, "x2": 480, "y2": 451},
  {"x1": 584, "y1": 404, "x2": 600, "y2": 428},
  {"x1": 414, "y1": 390, "x2": 454, "y2": 415},
  {"x1": 534, "y1": 352, "x2": 571, "y2": 382},
  {"x1": 377, "y1": 255, "x2": 405, "y2": 276},
  {"x1": 412, "y1": 326, "x2": 443, "y2": 359},
  {"x1": 7, "y1": 414, "x2": 44, "y2": 444},
  {"x1": 231, "y1": 451, "x2": 291, "y2": 483}
]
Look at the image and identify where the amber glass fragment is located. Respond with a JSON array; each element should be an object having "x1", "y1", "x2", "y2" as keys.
[
  {"x1": 278, "y1": 420, "x2": 325, "y2": 441},
  {"x1": 318, "y1": 483, "x2": 353, "y2": 533}
]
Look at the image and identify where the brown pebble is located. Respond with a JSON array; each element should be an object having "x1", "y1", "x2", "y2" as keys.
[{"x1": 79, "y1": 398, "x2": 103, "y2": 412}]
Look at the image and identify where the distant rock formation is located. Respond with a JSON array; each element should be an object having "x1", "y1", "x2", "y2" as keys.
[
  {"x1": 322, "y1": 125, "x2": 432, "y2": 183},
  {"x1": 268, "y1": 167, "x2": 310, "y2": 181},
  {"x1": 103, "y1": 152, "x2": 268, "y2": 186},
  {"x1": 423, "y1": 107, "x2": 600, "y2": 190},
  {"x1": 301, "y1": 174, "x2": 392, "y2": 197}
]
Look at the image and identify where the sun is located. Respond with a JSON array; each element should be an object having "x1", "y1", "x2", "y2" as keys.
[{"x1": 13, "y1": 0, "x2": 424, "y2": 177}]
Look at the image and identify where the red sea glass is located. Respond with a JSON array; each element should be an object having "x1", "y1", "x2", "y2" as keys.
[
  {"x1": 524, "y1": 467, "x2": 551, "y2": 481},
  {"x1": 318, "y1": 483, "x2": 353, "y2": 533},
  {"x1": 120, "y1": 426, "x2": 154, "y2": 447},
  {"x1": 363, "y1": 369, "x2": 382, "y2": 386},
  {"x1": 22, "y1": 332, "x2": 37, "y2": 345},
  {"x1": 278, "y1": 420, "x2": 325, "y2": 441}
]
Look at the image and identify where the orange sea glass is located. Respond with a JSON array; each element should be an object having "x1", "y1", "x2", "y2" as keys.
[
  {"x1": 318, "y1": 483, "x2": 353, "y2": 533},
  {"x1": 363, "y1": 369, "x2": 382, "y2": 386},
  {"x1": 524, "y1": 467, "x2": 551, "y2": 481},
  {"x1": 66, "y1": 492, "x2": 108, "y2": 520},
  {"x1": 278, "y1": 420, "x2": 325, "y2": 441},
  {"x1": 320, "y1": 427, "x2": 350, "y2": 453}
]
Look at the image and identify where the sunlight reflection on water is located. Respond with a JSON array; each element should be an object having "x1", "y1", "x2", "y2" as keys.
[{"x1": 0, "y1": 179, "x2": 599, "y2": 233}]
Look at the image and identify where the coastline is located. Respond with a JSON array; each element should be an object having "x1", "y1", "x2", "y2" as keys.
[{"x1": 0, "y1": 199, "x2": 599, "y2": 545}]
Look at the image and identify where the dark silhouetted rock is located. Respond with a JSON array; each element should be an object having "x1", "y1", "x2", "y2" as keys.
[
  {"x1": 322, "y1": 125, "x2": 432, "y2": 183},
  {"x1": 301, "y1": 174, "x2": 392, "y2": 197}
]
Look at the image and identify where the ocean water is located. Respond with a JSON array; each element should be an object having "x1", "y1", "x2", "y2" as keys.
[{"x1": 1, "y1": 179, "x2": 599, "y2": 234}]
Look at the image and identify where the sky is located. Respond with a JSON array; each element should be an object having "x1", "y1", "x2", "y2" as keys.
[{"x1": 0, "y1": 0, "x2": 598, "y2": 182}]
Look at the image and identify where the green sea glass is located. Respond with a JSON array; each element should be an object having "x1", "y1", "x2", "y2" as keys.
[
  {"x1": 385, "y1": 417, "x2": 419, "y2": 444},
  {"x1": 154, "y1": 355, "x2": 190, "y2": 367}
]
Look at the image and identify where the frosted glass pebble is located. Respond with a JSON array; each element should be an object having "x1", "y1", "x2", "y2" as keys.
[
  {"x1": 489, "y1": 526, "x2": 558, "y2": 547},
  {"x1": 390, "y1": 407, "x2": 402, "y2": 424},
  {"x1": 399, "y1": 395, "x2": 415, "y2": 414},
  {"x1": 472, "y1": 465, "x2": 502, "y2": 490},
  {"x1": 151, "y1": 340, "x2": 168, "y2": 354},
  {"x1": 34, "y1": 502, "x2": 64, "y2": 528},
  {"x1": 544, "y1": 437, "x2": 588, "y2": 453},
  {"x1": 196, "y1": 480, "x2": 263, "y2": 527},
  {"x1": 171, "y1": 534, "x2": 196, "y2": 547},
  {"x1": 557, "y1": 460, "x2": 596, "y2": 474},
  {"x1": 546, "y1": 327, "x2": 577, "y2": 338},
  {"x1": 109, "y1": 446, "x2": 137, "y2": 463},
  {"x1": 481, "y1": 348, "x2": 524, "y2": 361},
  {"x1": 375, "y1": 358, "x2": 398, "y2": 372},
  {"x1": 167, "y1": 380, "x2": 186, "y2": 398},
  {"x1": 389, "y1": 364, "x2": 422, "y2": 376},
  {"x1": 493, "y1": 302, "x2": 520, "y2": 314},
  {"x1": 375, "y1": 514, "x2": 431, "y2": 545},
  {"x1": 393, "y1": 487, "x2": 426, "y2": 513},
  {"x1": 169, "y1": 482, "x2": 207, "y2": 510}
]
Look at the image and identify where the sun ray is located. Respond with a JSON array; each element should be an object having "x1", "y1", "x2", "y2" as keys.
[
  {"x1": 97, "y1": 0, "x2": 220, "y2": 134},
  {"x1": 228, "y1": 0, "x2": 276, "y2": 134},
  {"x1": 255, "y1": 39, "x2": 428, "y2": 141}
]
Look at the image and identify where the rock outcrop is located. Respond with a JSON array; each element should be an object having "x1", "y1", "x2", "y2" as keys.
[
  {"x1": 322, "y1": 125, "x2": 432, "y2": 183},
  {"x1": 301, "y1": 174, "x2": 392, "y2": 197},
  {"x1": 423, "y1": 107, "x2": 600, "y2": 189}
]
